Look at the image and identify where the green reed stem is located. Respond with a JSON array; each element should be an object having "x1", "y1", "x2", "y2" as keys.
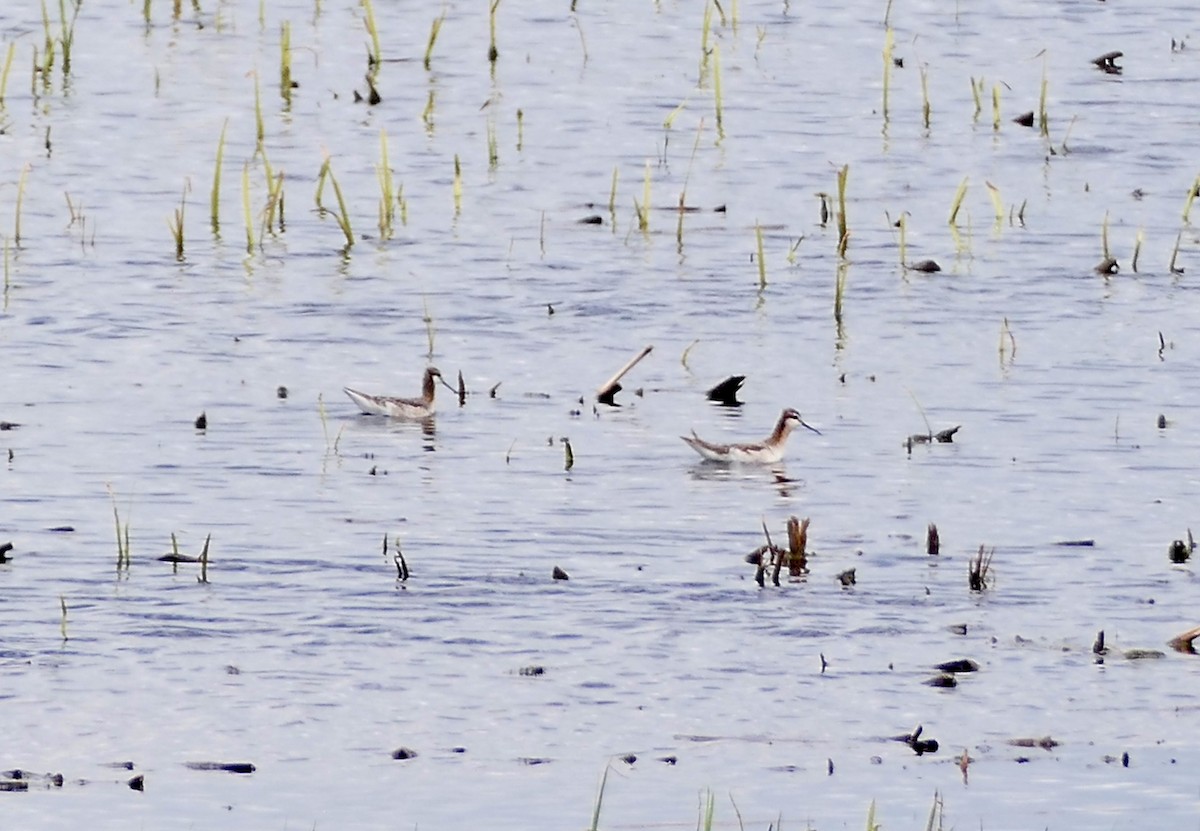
[
  {"x1": 712, "y1": 43, "x2": 724, "y2": 139},
  {"x1": 363, "y1": 0, "x2": 381, "y2": 74},
  {"x1": 488, "y1": 0, "x2": 501, "y2": 63},
  {"x1": 424, "y1": 13, "x2": 445, "y2": 71},
  {"x1": 0, "y1": 42, "x2": 15, "y2": 104},
  {"x1": 835, "y1": 163, "x2": 849, "y2": 257},
  {"x1": 241, "y1": 161, "x2": 255, "y2": 253},
  {"x1": 881, "y1": 28, "x2": 893, "y2": 123},
  {"x1": 211, "y1": 119, "x2": 227, "y2": 235},
  {"x1": 377, "y1": 128, "x2": 395, "y2": 239},
  {"x1": 948, "y1": 176, "x2": 968, "y2": 226},
  {"x1": 280, "y1": 21, "x2": 293, "y2": 106},
  {"x1": 452, "y1": 154, "x2": 462, "y2": 215}
]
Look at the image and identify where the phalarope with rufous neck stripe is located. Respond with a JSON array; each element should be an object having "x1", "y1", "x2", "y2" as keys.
[
  {"x1": 681, "y1": 408, "x2": 820, "y2": 464},
  {"x1": 344, "y1": 366, "x2": 450, "y2": 419}
]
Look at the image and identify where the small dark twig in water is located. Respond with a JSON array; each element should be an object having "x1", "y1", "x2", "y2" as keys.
[
  {"x1": 968, "y1": 545, "x2": 993, "y2": 591},
  {"x1": 926, "y1": 523, "x2": 939, "y2": 555}
]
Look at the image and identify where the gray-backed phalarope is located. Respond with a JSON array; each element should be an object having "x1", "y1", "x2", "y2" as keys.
[
  {"x1": 681, "y1": 407, "x2": 819, "y2": 464},
  {"x1": 344, "y1": 367, "x2": 446, "y2": 419}
]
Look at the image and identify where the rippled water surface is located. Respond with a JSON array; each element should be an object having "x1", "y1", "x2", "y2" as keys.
[{"x1": 3, "y1": 1, "x2": 1200, "y2": 828}]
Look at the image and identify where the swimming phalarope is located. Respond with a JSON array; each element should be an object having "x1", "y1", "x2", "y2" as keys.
[
  {"x1": 681, "y1": 407, "x2": 819, "y2": 464},
  {"x1": 344, "y1": 367, "x2": 447, "y2": 419}
]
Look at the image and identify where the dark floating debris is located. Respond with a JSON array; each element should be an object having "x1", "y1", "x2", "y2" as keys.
[
  {"x1": 184, "y1": 761, "x2": 256, "y2": 774},
  {"x1": 128, "y1": 774, "x2": 145, "y2": 791},
  {"x1": 1093, "y1": 630, "x2": 1107, "y2": 656},
  {"x1": 706, "y1": 375, "x2": 745, "y2": 407},
  {"x1": 1053, "y1": 539, "x2": 1094, "y2": 547},
  {"x1": 48, "y1": 526, "x2": 75, "y2": 533},
  {"x1": 906, "y1": 426, "x2": 960, "y2": 449},
  {"x1": 750, "y1": 515, "x2": 810, "y2": 587},
  {"x1": 1157, "y1": 413, "x2": 1167, "y2": 428},
  {"x1": 578, "y1": 215, "x2": 603, "y2": 225},
  {"x1": 924, "y1": 674, "x2": 956, "y2": 688},
  {"x1": 619, "y1": 754, "x2": 637, "y2": 765},
  {"x1": 909, "y1": 259, "x2": 941, "y2": 273},
  {"x1": 518, "y1": 665, "x2": 545, "y2": 677},
  {"x1": 0, "y1": 542, "x2": 12, "y2": 563},
  {"x1": 658, "y1": 755, "x2": 677, "y2": 765},
  {"x1": 596, "y1": 345, "x2": 653, "y2": 406},
  {"x1": 1012, "y1": 111, "x2": 1035, "y2": 127},
  {"x1": 896, "y1": 724, "x2": 939, "y2": 756},
  {"x1": 552, "y1": 565, "x2": 569, "y2": 581},
  {"x1": 194, "y1": 411, "x2": 207, "y2": 430},
  {"x1": 457, "y1": 371, "x2": 466, "y2": 407},
  {"x1": 276, "y1": 385, "x2": 288, "y2": 399},
  {"x1": 1091, "y1": 50, "x2": 1123, "y2": 74},
  {"x1": 1094, "y1": 257, "x2": 1119, "y2": 275},
  {"x1": 391, "y1": 747, "x2": 418, "y2": 760},
  {"x1": 1168, "y1": 539, "x2": 1190, "y2": 563},
  {"x1": 926, "y1": 523, "x2": 939, "y2": 556},
  {"x1": 836, "y1": 567, "x2": 856, "y2": 587},
  {"x1": 935, "y1": 659, "x2": 978, "y2": 673},
  {"x1": 518, "y1": 757, "x2": 551, "y2": 766},
  {"x1": 0, "y1": 421, "x2": 20, "y2": 430}
]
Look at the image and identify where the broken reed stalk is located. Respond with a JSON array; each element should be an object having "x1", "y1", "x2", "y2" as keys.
[
  {"x1": 712, "y1": 43, "x2": 724, "y2": 139},
  {"x1": 897, "y1": 212, "x2": 907, "y2": 269},
  {"x1": 948, "y1": 177, "x2": 968, "y2": 226},
  {"x1": 755, "y1": 222, "x2": 766, "y2": 288},
  {"x1": 991, "y1": 84, "x2": 1001, "y2": 131},
  {"x1": 926, "y1": 523, "x2": 939, "y2": 555},
  {"x1": 919, "y1": 63, "x2": 931, "y2": 129},
  {"x1": 1131, "y1": 228, "x2": 1143, "y2": 272},
  {"x1": 316, "y1": 157, "x2": 354, "y2": 248},
  {"x1": 595, "y1": 344, "x2": 653, "y2": 402},
  {"x1": 1101, "y1": 211, "x2": 1111, "y2": 261},
  {"x1": 377, "y1": 129, "x2": 396, "y2": 239},
  {"x1": 1169, "y1": 230, "x2": 1183, "y2": 275},
  {"x1": 452, "y1": 154, "x2": 462, "y2": 215},
  {"x1": 59, "y1": 595, "x2": 68, "y2": 640},
  {"x1": 1183, "y1": 176, "x2": 1200, "y2": 223},
  {"x1": 362, "y1": 0, "x2": 381, "y2": 75},
  {"x1": 985, "y1": 181, "x2": 1003, "y2": 225},
  {"x1": 487, "y1": 0, "x2": 501, "y2": 63},
  {"x1": 241, "y1": 161, "x2": 255, "y2": 253},
  {"x1": 562, "y1": 437, "x2": 574, "y2": 471},
  {"x1": 280, "y1": 21, "x2": 292, "y2": 107},
  {"x1": 211, "y1": 119, "x2": 227, "y2": 235},
  {"x1": 424, "y1": 13, "x2": 445, "y2": 71},
  {"x1": 168, "y1": 179, "x2": 189, "y2": 261},
  {"x1": 881, "y1": 28, "x2": 893, "y2": 124},
  {"x1": 197, "y1": 533, "x2": 211, "y2": 583},
  {"x1": 835, "y1": 164, "x2": 849, "y2": 257},
  {"x1": 699, "y1": 0, "x2": 713, "y2": 77},
  {"x1": 786, "y1": 516, "x2": 809, "y2": 576},
  {"x1": 516, "y1": 108, "x2": 524, "y2": 152},
  {"x1": 969, "y1": 76, "x2": 983, "y2": 122}
]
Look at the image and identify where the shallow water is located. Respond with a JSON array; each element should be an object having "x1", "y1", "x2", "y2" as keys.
[{"x1": 2, "y1": 1, "x2": 1200, "y2": 828}]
